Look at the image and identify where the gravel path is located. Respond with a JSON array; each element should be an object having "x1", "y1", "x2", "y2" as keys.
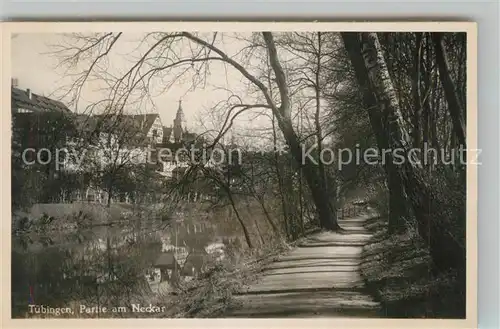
[{"x1": 225, "y1": 212, "x2": 380, "y2": 318}]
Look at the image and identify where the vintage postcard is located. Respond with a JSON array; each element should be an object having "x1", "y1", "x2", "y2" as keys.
[{"x1": 1, "y1": 22, "x2": 477, "y2": 328}]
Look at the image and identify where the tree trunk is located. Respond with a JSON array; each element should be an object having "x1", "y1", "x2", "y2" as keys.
[
  {"x1": 248, "y1": 162, "x2": 281, "y2": 237},
  {"x1": 271, "y1": 112, "x2": 290, "y2": 239},
  {"x1": 246, "y1": 162, "x2": 281, "y2": 239},
  {"x1": 314, "y1": 32, "x2": 329, "y2": 203},
  {"x1": 227, "y1": 192, "x2": 253, "y2": 249},
  {"x1": 251, "y1": 206, "x2": 266, "y2": 246},
  {"x1": 432, "y1": 32, "x2": 466, "y2": 148},
  {"x1": 258, "y1": 196, "x2": 281, "y2": 236},
  {"x1": 422, "y1": 35, "x2": 437, "y2": 172},
  {"x1": 341, "y1": 32, "x2": 408, "y2": 234},
  {"x1": 428, "y1": 41, "x2": 440, "y2": 155},
  {"x1": 106, "y1": 188, "x2": 113, "y2": 208},
  {"x1": 263, "y1": 32, "x2": 340, "y2": 231},
  {"x1": 412, "y1": 32, "x2": 423, "y2": 149},
  {"x1": 345, "y1": 32, "x2": 465, "y2": 273},
  {"x1": 280, "y1": 120, "x2": 340, "y2": 231},
  {"x1": 297, "y1": 104, "x2": 306, "y2": 236},
  {"x1": 298, "y1": 160, "x2": 305, "y2": 235}
]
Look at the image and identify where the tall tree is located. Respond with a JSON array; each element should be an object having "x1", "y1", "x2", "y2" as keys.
[
  {"x1": 432, "y1": 32, "x2": 466, "y2": 148},
  {"x1": 341, "y1": 32, "x2": 408, "y2": 233},
  {"x1": 411, "y1": 32, "x2": 424, "y2": 150},
  {"x1": 262, "y1": 32, "x2": 340, "y2": 230},
  {"x1": 342, "y1": 32, "x2": 465, "y2": 273}
]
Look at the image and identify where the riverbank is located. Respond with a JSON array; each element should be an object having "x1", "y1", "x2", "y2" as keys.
[
  {"x1": 156, "y1": 239, "x2": 292, "y2": 318},
  {"x1": 359, "y1": 216, "x2": 466, "y2": 318}
]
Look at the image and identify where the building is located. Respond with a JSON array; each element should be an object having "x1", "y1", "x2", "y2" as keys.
[
  {"x1": 158, "y1": 101, "x2": 199, "y2": 178},
  {"x1": 91, "y1": 112, "x2": 164, "y2": 147},
  {"x1": 11, "y1": 84, "x2": 204, "y2": 204},
  {"x1": 11, "y1": 85, "x2": 72, "y2": 114},
  {"x1": 11, "y1": 85, "x2": 81, "y2": 205},
  {"x1": 162, "y1": 100, "x2": 197, "y2": 145},
  {"x1": 172, "y1": 100, "x2": 186, "y2": 143},
  {"x1": 129, "y1": 113, "x2": 164, "y2": 145},
  {"x1": 11, "y1": 85, "x2": 75, "y2": 151}
]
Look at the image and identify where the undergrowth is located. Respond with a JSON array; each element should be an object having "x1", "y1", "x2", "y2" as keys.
[
  {"x1": 360, "y1": 216, "x2": 466, "y2": 318},
  {"x1": 158, "y1": 239, "x2": 291, "y2": 318}
]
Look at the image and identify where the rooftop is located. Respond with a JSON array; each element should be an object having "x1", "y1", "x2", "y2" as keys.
[{"x1": 12, "y1": 87, "x2": 71, "y2": 114}]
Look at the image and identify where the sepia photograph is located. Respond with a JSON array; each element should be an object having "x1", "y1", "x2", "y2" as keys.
[{"x1": 4, "y1": 22, "x2": 476, "y2": 325}]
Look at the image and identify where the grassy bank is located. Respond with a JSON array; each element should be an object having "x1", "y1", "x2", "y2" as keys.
[
  {"x1": 360, "y1": 216, "x2": 466, "y2": 318},
  {"x1": 157, "y1": 240, "x2": 292, "y2": 318}
]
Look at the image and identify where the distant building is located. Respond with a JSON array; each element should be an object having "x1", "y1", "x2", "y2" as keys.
[
  {"x1": 91, "y1": 112, "x2": 164, "y2": 147},
  {"x1": 162, "y1": 100, "x2": 197, "y2": 145},
  {"x1": 11, "y1": 86, "x2": 72, "y2": 114},
  {"x1": 172, "y1": 100, "x2": 186, "y2": 143},
  {"x1": 11, "y1": 85, "x2": 208, "y2": 204},
  {"x1": 130, "y1": 113, "x2": 164, "y2": 145},
  {"x1": 11, "y1": 86, "x2": 75, "y2": 155},
  {"x1": 158, "y1": 101, "x2": 199, "y2": 178}
]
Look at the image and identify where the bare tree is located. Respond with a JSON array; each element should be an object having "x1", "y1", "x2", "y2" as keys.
[
  {"x1": 279, "y1": 32, "x2": 341, "y2": 227},
  {"x1": 77, "y1": 110, "x2": 160, "y2": 207},
  {"x1": 52, "y1": 31, "x2": 341, "y2": 231}
]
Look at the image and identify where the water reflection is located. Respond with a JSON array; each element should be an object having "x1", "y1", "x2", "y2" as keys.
[
  {"x1": 147, "y1": 216, "x2": 237, "y2": 292},
  {"x1": 12, "y1": 206, "x2": 243, "y2": 316}
]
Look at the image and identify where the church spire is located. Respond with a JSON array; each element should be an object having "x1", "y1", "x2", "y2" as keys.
[
  {"x1": 175, "y1": 99, "x2": 185, "y2": 122},
  {"x1": 173, "y1": 99, "x2": 185, "y2": 143}
]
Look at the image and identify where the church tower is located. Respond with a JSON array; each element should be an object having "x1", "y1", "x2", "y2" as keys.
[{"x1": 173, "y1": 100, "x2": 186, "y2": 143}]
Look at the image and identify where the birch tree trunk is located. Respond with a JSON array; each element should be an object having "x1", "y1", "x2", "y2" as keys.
[
  {"x1": 341, "y1": 32, "x2": 408, "y2": 234},
  {"x1": 345, "y1": 32, "x2": 465, "y2": 273}
]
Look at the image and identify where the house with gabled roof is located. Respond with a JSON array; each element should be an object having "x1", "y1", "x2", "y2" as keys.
[
  {"x1": 91, "y1": 112, "x2": 164, "y2": 147},
  {"x1": 128, "y1": 113, "x2": 164, "y2": 145},
  {"x1": 11, "y1": 86, "x2": 71, "y2": 114}
]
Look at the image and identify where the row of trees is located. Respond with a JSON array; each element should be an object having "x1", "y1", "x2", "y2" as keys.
[
  {"x1": 47, "y1": 31, "x2": 467, "y2": 271},
  {"x1": 341, "y1": 32, "x2": 466, "y2": 275},
  {"x1": 11, "y1": 31, "x2": 467, "y2": 316}
]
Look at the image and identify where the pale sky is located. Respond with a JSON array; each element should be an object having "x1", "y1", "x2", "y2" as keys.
[{"x1": 11, "y1": 33, "x2": 273, "y2": 139}]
